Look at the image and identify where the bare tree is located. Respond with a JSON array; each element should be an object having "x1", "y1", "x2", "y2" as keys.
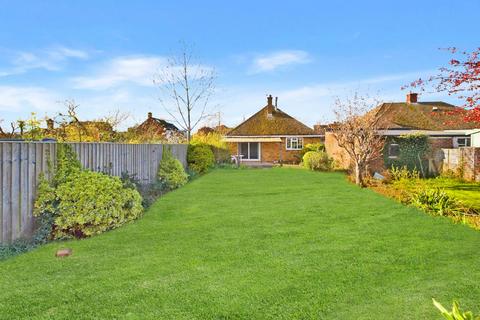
[
  {"x1": 0, "y1": 119, "x2": 5, "y2": 137},
  {"x1": 0, "y1": 119, "x2": 20, "y2": 138},
  {"x1": 101, "y1": 109, "x2": 130, "y2": 131},
  {"x1": 329, "y1": 94, "x2": 385, "y2": 187},
  {"x1": 153, "y1": 44, "x2": 216, "y2": 142},
  {"x1": 55, "y1": 99, "x2": 84, "y2": 141}
]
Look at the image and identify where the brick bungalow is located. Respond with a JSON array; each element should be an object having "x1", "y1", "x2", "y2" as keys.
[
  {"x1": 224, "y1": 95, "x2": 324, "y2": 164},
  {"x1": 326, "y1": 93, "x2": 480, "y2": 173}
]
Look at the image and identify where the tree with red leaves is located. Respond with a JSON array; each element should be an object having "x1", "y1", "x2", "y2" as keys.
[{"x1": 404, "y1": 47, "x2": 480, "y2": 123}]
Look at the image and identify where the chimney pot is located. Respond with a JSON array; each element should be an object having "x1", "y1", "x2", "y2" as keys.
[
  {"x1": 148, "y1": 112, "x2": 153, "y2": 119},
  {"x1": 406, "y1": 93, "x2": 418, "y2": 104}
]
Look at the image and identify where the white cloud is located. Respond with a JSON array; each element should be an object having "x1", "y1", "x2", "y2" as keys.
[
  {"x1": 0, "y1": 46, "x2": 90, "y2": 76},
  {"x1": 250, "y1": 50, "x2": 311, "y2": 73},
  {"x1": 71, "y1": 56, "x2": 167, "y2": 90},
  {"x1": 48, "y1": 46, "x2": 89, "y2": 60},
  {"x1": 0, "y1": 86, "x2": 59, "y2": 113},
  {"x1": 72, "y1": 55, "x2": 214, "y2": 91}
]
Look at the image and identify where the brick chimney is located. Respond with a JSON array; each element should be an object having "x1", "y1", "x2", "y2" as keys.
[
  {"x1": 148, "y1": 112, "x2": 153, "y2": 119},
  {"x1": 266, "y1": 94, "x2": 274, "y2": 117},
  {"x1": 406, "y1": 92, "x2": 418, "y2": 104}
]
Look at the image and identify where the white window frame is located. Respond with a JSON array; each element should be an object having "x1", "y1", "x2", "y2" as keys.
[
  {"x1": 285, "y1": 137, "x2": 304, "y2": 150},
  {"x1": 388, "y1": 143, "x2": 400, "y2": 159},
  {"x1": 454, "y1": 137, "x2": 471, "y2": 148}
]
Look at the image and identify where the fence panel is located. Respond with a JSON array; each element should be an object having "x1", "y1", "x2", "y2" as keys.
[
  {"x1": 441, "y1": 147, "x2": 480, "y2": 182},
  {"x1": 0, "y1": 142, "x2": 187, "y2": 243}
]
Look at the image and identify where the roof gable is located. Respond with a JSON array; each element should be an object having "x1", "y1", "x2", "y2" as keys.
[{"x1": 227, "y1": 103, "x2": 314, "y2": 136}]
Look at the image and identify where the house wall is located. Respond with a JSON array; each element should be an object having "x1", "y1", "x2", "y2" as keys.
[
  {"x1": 325, "y1": 132, "x2": 458, "y2": 174},
  {"x1": 325, "y1": 132, "x2": 351, "y2": 169},
  {"x1": 430, "y1": 137, "x2": 454, "y2": 149},
  {"x1": 472, "y1": 132, "x2": 480, "y2": 147},
  {"x1": 226, "y1": 137, "x2": 322, "y2": 164}
]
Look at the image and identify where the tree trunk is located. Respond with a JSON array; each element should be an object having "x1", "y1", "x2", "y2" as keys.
[{"x1": 354, "y1": 162, "x2": 364, "y2": 187}]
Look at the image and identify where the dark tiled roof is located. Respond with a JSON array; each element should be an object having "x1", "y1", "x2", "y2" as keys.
[
  {"x1": 136, "y1": 117, "x2": 179, "y2": 133},
  {"x1": 227, "y1": 104, "x2": 314, "y2": 136},
  {"x1": 374, "y1": 102, "x2": 478, "y2": 130}
]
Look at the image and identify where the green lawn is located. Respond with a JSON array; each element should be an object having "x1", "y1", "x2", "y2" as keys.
[{"x1": 1, "y1": 168, "x2": 480, "y2": 319}]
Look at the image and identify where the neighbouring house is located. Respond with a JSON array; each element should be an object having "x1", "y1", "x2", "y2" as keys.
[
  {"x1": 196, "y1": 124, "x2": 231, "y2": 135},
  {"x1": 128, "y1": 112, "x2": 184, "y2": 142},
  {"x1": 326, "y1": 93, "x2": 480, "y2": 176},
  {"x1": 224, "y1": 95, "x2": 324, "y2": 164}
]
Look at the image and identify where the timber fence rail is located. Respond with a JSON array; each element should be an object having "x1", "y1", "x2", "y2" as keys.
[{"x1": 0, "y1": 141, "x2": 187, "y2": 243}]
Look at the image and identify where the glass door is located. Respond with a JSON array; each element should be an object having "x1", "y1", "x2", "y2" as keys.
[{"x1": 238, "y1": 142, "x2": 260, "y2": 160}]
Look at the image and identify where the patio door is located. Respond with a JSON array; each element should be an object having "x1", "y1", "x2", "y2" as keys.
[{"x1": 239, "y1": 142, "x2": 260, "y2": 160}]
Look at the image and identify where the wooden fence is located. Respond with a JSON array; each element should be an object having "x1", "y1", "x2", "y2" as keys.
[
  {"x1": 0, "y1": 142, "x2": 187, "y2": 243},
  {"x1": 441, "y1": 147, "x2": 480, "y2": 182}
]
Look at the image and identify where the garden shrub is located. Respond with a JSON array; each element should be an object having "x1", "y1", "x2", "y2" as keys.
[
  {"x1": 296, "y1": 143, "x2": 325, "y2": 162},
  {"x1": 303, "y1": 151, "x2": 333, "y2": 171},
  {"x1": 187, "y1": 143, "x2": 215, "y2": 174},
  {"x1": 158, "y1": 147, "x2": 188, "y2": 190},
  {"x1": 34, "y1": 144, "x2": 143, "y2": 240},
  {"x1": 42, "y1": 170, "x2": 143, "y2": 239},
  {"x1": 191, "y1": 132, "x2": 230, "y2": 163},
  {"x1": 388, "y1": 165, "x2": 420, "y2": 181},
  {"x1": 121, "y1": 172, "x2": 167, "y2": 208}
]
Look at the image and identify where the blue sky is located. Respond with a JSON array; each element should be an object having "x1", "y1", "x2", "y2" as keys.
[{"x1": 0, "y1": 0, "x2": 479, "y2": 129}]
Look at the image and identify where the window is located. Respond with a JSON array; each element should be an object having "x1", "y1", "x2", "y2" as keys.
[
  {"x1": 238, "y1": 142, "x2": 260, "y2": 160},
  {"x1": 286, "y1": 137, "x2": 304, "y2": 150},
  {"x1": 454, "y1": 137, "x2": 471, "y2": 148},
  {"x1": 388, "y1": 143, "x2": 400, "y2": 159}
]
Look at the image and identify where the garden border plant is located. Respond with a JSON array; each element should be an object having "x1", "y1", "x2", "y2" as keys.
[{"x1": 371, "y1": 166, "x2": 480, "y2": 230}]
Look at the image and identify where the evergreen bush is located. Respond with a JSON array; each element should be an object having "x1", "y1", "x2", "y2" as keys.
[
  {"x1": 187, "y1": 143, "x2": 215, "y2": 174},
  {"x1": 158, "y1": 147, "x2": 188, "y2": 190}
]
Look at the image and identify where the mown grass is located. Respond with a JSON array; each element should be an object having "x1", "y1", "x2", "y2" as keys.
[{"x1": 1, "y1": 168, "x2": 480, "y2": 319}]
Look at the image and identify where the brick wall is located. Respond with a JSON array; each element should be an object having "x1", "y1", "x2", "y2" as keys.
[
  {"x1": 430, "y1": 137, "x2": 454, "y2": 149},
  {"x1": 325, "y1": 132, "x2": 351, "y2": 169}
]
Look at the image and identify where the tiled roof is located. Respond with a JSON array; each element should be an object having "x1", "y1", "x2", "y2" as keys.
[
  {"x1": 374, "y1": 102, "x2": 478, "y2": 130},
  {"x1": 136, "y1": 116, "x2": 179, "y2": 133},
  {"x1": 227, "y1": 101, "x2": 314, "y2": 136}
]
